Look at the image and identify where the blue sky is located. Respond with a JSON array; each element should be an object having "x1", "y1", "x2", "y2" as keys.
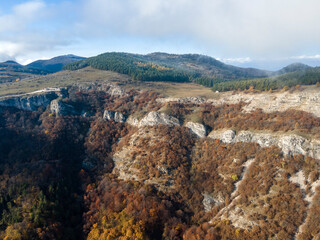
[{"x1": 1, "y1": 0, "x2": 320, "y2": 70}]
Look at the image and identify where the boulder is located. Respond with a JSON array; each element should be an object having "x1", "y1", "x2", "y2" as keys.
[
  {"x1": 103, "y1": 110, "x2": 126, "y2": 123},
  {"x1": 186, "y1": 122, "x2": 207, "y2": 138},
  {"x1": 279, "y1": 135, "x2": 307, "y2": 156},
  {"x1": 126, "y1": 116, "x2": 140, "y2": 127},
  {"x1": 50, "y1": 99, "x2": 76, "y2": 116},
  {"x1": 138, "y1": 111, "x2": 180, "y2": 127},
  {"x1": 208, "y1": 129, "x2": 236, "y2": 143}
]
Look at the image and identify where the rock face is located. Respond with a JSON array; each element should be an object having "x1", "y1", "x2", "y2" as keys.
[
  {"x1": 208, "y1": 129, "x2": 320, "y2": 159},
  {"x1": 138, "y1": 111, "x2": 180, "y2": 127},
  {"x1": 126, "y1": 116, "x2": 139, "y2": 127},
  {"x1": 0, "y1": 92, "x2": 59, "y2": 111},
  {"x1": 50, "y1": 99, "x2": 76, "y2": 116},
  {"x1": 202, "y1": 194, "x2": 215, "y2": 212},
  {"x1": 185, "y1": 122, "x2": 207, "y2": 138},
  {"x1": 107, "y1": 85, "x2": 126, "y2": 97},
  {"x1": 157, "y1": 97, "x2": 206, "y2": 105},
  {"x1": 74, "y1": 83, "x2": 127, "y2": 97},
  {"x1": 157, "y1": 89, "x2": 320, "y2": 118},
  {"x1": 103, "y1": 110, "x2": 126, "y2": 123}
]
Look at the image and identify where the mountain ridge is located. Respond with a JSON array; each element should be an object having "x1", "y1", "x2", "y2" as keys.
[{"x1": 27, "y1": 54, "x2": 85, "y2": 73}]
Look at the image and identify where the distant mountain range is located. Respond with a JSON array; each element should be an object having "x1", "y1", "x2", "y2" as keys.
[
  {"x1": 27, "y1": 54, "x2": 85, "y2": 73},
  {"x1": 63, "y1": 52, "x2": 316, "y2": 89},
  {"x1": 1, "y1": 52, "x2": 318, "y2": 91},
  {"x1": 274, "y1": 63, "x2": 312, "y2": 75},
  {"x1": 0, "y1": 55, "x2": 85, "y2": 83}
]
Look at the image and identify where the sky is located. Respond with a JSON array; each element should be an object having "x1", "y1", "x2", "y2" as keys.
[{"x1": 1, "y1": 0, "x2": 320, "y2": 70}]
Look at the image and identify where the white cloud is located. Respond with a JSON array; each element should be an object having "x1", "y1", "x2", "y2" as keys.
[
  {"x1": 79, "y1": 0, "x2": 320, "y2": 58},
  {"x1": 0, "y1": 42, "x2": 24, "y2": 58},
  {"x1": 294, "y1": 54, "x2": 320, "y2": 59},
  {"x1": 217, "y1": 57, "x2": 252, "y2": 64},
  {"x1": 0, "y1": 1, "x2": 77, "y2": 62},
  {"x1": 0, "y1": 0, "x2": 45, "y2": 32},
  {"x1": 1, "y1": 0, "x2": 320, "y2": 67}
]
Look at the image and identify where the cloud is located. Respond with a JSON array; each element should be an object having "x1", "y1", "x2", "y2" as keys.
[
  {"x1": 79, "y1": 0, "x2": 320, "y2": 58},
  {"x1": 294, "y1": 54, "x2": 320, "y2": 60},
  {"x1": 0, "y1": 0, "x2": 45, "y2": 32},
  {"x1": 1, "y1": 0, "x2": 320, "y2": 66},
  {"x1": 217, "y1": 57, "x2": 252, "y2": 64},
  {"x1": 0, "y1": 1, "x2": 77, "y2": 62}
]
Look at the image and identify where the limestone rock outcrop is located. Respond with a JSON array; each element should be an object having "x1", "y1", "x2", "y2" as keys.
[
  {"x1": 208, "y1": 129, "x2": 320, "y2": 159},
  {"x1": 126, "y1": 116, "x2": 139, "y2": 127},
  {"x1": 157, "y1": 89, "x2": 320, "y2": 118},
  {"x1": 0, "y1": 92, "x2": 59, "y2": 111},
  {"x1": 103, "y1": 110, "x2": 126, "y2": 123},
  {"x1": 50, "y1": 99, "x2": 76, "y2": 116},
  {"x1": 138, "y1": 111, "x2": 180, "y2": 127},
  {"x1": 185, "y1": 122, "x2": 207, "y2": 138}
]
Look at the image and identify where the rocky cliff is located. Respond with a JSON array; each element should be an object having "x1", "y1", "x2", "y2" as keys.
[
  {"x1": 0, "y1": 91, "x2": 60, "y2": 111},
  {"x1": 208, "y1": 129, "x2": 320, "y2": 159},
  {"x1": 157, "y1": 89, "x2": 320, "y2": 117}
]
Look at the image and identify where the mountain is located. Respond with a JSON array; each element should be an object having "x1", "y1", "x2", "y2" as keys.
[
  {"x1": 27, "y1": 54, "x2": 85, "y2": 73},
  {"x1": 64, "y1": 52, "x2": 320, "y2": 91},
  {"x1": 275, "y1": 62, "x2": 312, "y2": 75},
  {"x1": 0, "y1": 60, "x2": 49, "y2": 83},
  {"x1": 211, "y1": 66, "x2": 320, "y2": 92},
  {"x1": 64, "y1": 52, "x2": 271, "y2": 85},
  {"x1": 142, "y1": 52, "x2": 271, "y2": 79}
]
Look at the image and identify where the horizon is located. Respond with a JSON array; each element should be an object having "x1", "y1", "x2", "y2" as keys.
[
  {"x1": 1, "y1": 0, "x2": 320, "y2": 70},
  {"x1": 2, "y1": 51, "x2": 318, "y2": 72}
]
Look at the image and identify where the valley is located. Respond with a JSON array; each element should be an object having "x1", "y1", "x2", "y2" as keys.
[{"x1": 0, "y1": 53, "x2": 320, "y2": 239}]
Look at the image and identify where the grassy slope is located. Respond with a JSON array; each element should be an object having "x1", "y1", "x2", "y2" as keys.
[{"x1": 0, "y1": 67, "x2": 216, "y2": 98}]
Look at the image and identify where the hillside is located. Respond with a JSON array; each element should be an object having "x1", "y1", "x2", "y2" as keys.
[
  {"x1": 63, "y1": 52, "x2": 271, "y2": 84},
  {"x1": 27, "y1": 54, "x2": 85, "y2": 73},
  {"x1": 64, "y1": 52, "x2": 320, "y2": 91},
  {"x1": 1, "y1": 79, "x2": 320, "y2": 239},
  {"x1": 0, "y1": 61, "x2": 48, "y2": 83},
  {"x1": 274, "y1": 62, "x2": 312, "y2": 75},
  {"x1": 211, "y1": 66, "x2": 320, "y2": 91}
]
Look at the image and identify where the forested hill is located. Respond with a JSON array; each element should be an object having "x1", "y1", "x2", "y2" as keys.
[
  {"x1": 63, "y1": 52, "x2": 271, "y2": 83},
  {"x1": 27, "y1": 54, "x2": 85, "y2": 73},
  {"x1": 211, "y1": 66, "x2": 320, "y2": 92},
  {"x1": 0, "y1": 61, "x2": 49, "y2": 83}
]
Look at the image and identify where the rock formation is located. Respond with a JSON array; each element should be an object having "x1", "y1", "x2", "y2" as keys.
[
  {"x1": 185, "y1": 122, "x2": 207, "y2": 138},
  {"x1": 103, "y1": 110, "x2": 126, "y2": 123},
  {"x1": 50, "y1": 99, "x2": 76, "y2": 116},
  {"x1": 208, "y1": 129, "x2": 320, "y2": 159},
  {"x1": 138, "y1": 111, "x2": 180, "y2": 127}
]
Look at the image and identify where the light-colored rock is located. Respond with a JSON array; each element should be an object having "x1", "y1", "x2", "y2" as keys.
[
  {"x1": 157, "y1": 97, "x2": 206, "y2": 105},
  {"x1": 251, "y1": 133, "x2": 277, "y2": 148},
  {"x1": 103, "y1": 110, "x2": 114, "y2": 121},
  {"x1": 107, "y1": 85, "x2": 126, "y2": 97},
  {"x1": 185, "y1": 122, "x2": 206, "y2": 138},
  {"x1": 138, "y1": 111, "x2": 180, "y2": 127},
  {"x1": 103, "y1": 110, "x2": 126, "y2": 123},
  {"x1": 289, "y1": 170, "x2": 307, "y2": 192},
  {"x1": 126, "y1": 116, "x2": 139, "y2": 126},
  {"x1": 50, "y1": 99, "x2": 76, "y2": 116},
  {"x1": 0, "y1": 92, "x2": 59, "y2": 111},
  {"x1": 73, "y1": 82, "x2": 127, "y2": 97},
  {"x1": 157, "y1": 89, "x2": 320, "y2": 118},
  {"x1": 279, "y1": 135, "x2": 307, "y2": 156},
  {"x1": 112, "y1": 128, "x2": 171, "y2": 187},
  {"x1": 115, "y1": 112, "x2": 126, "y2": 123},
  {"x1": 208, "y1": 129, "x2": 236, "y2": 143},
  {"x1": 236, "y1": 131, "x2": 253, "y2": 142},
  {"x1": 202, "y1": 193, "x2": 215, "y2": 212},
  {"x1": 208, "y1": 129, "x2": 320, "y2": 159}
]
